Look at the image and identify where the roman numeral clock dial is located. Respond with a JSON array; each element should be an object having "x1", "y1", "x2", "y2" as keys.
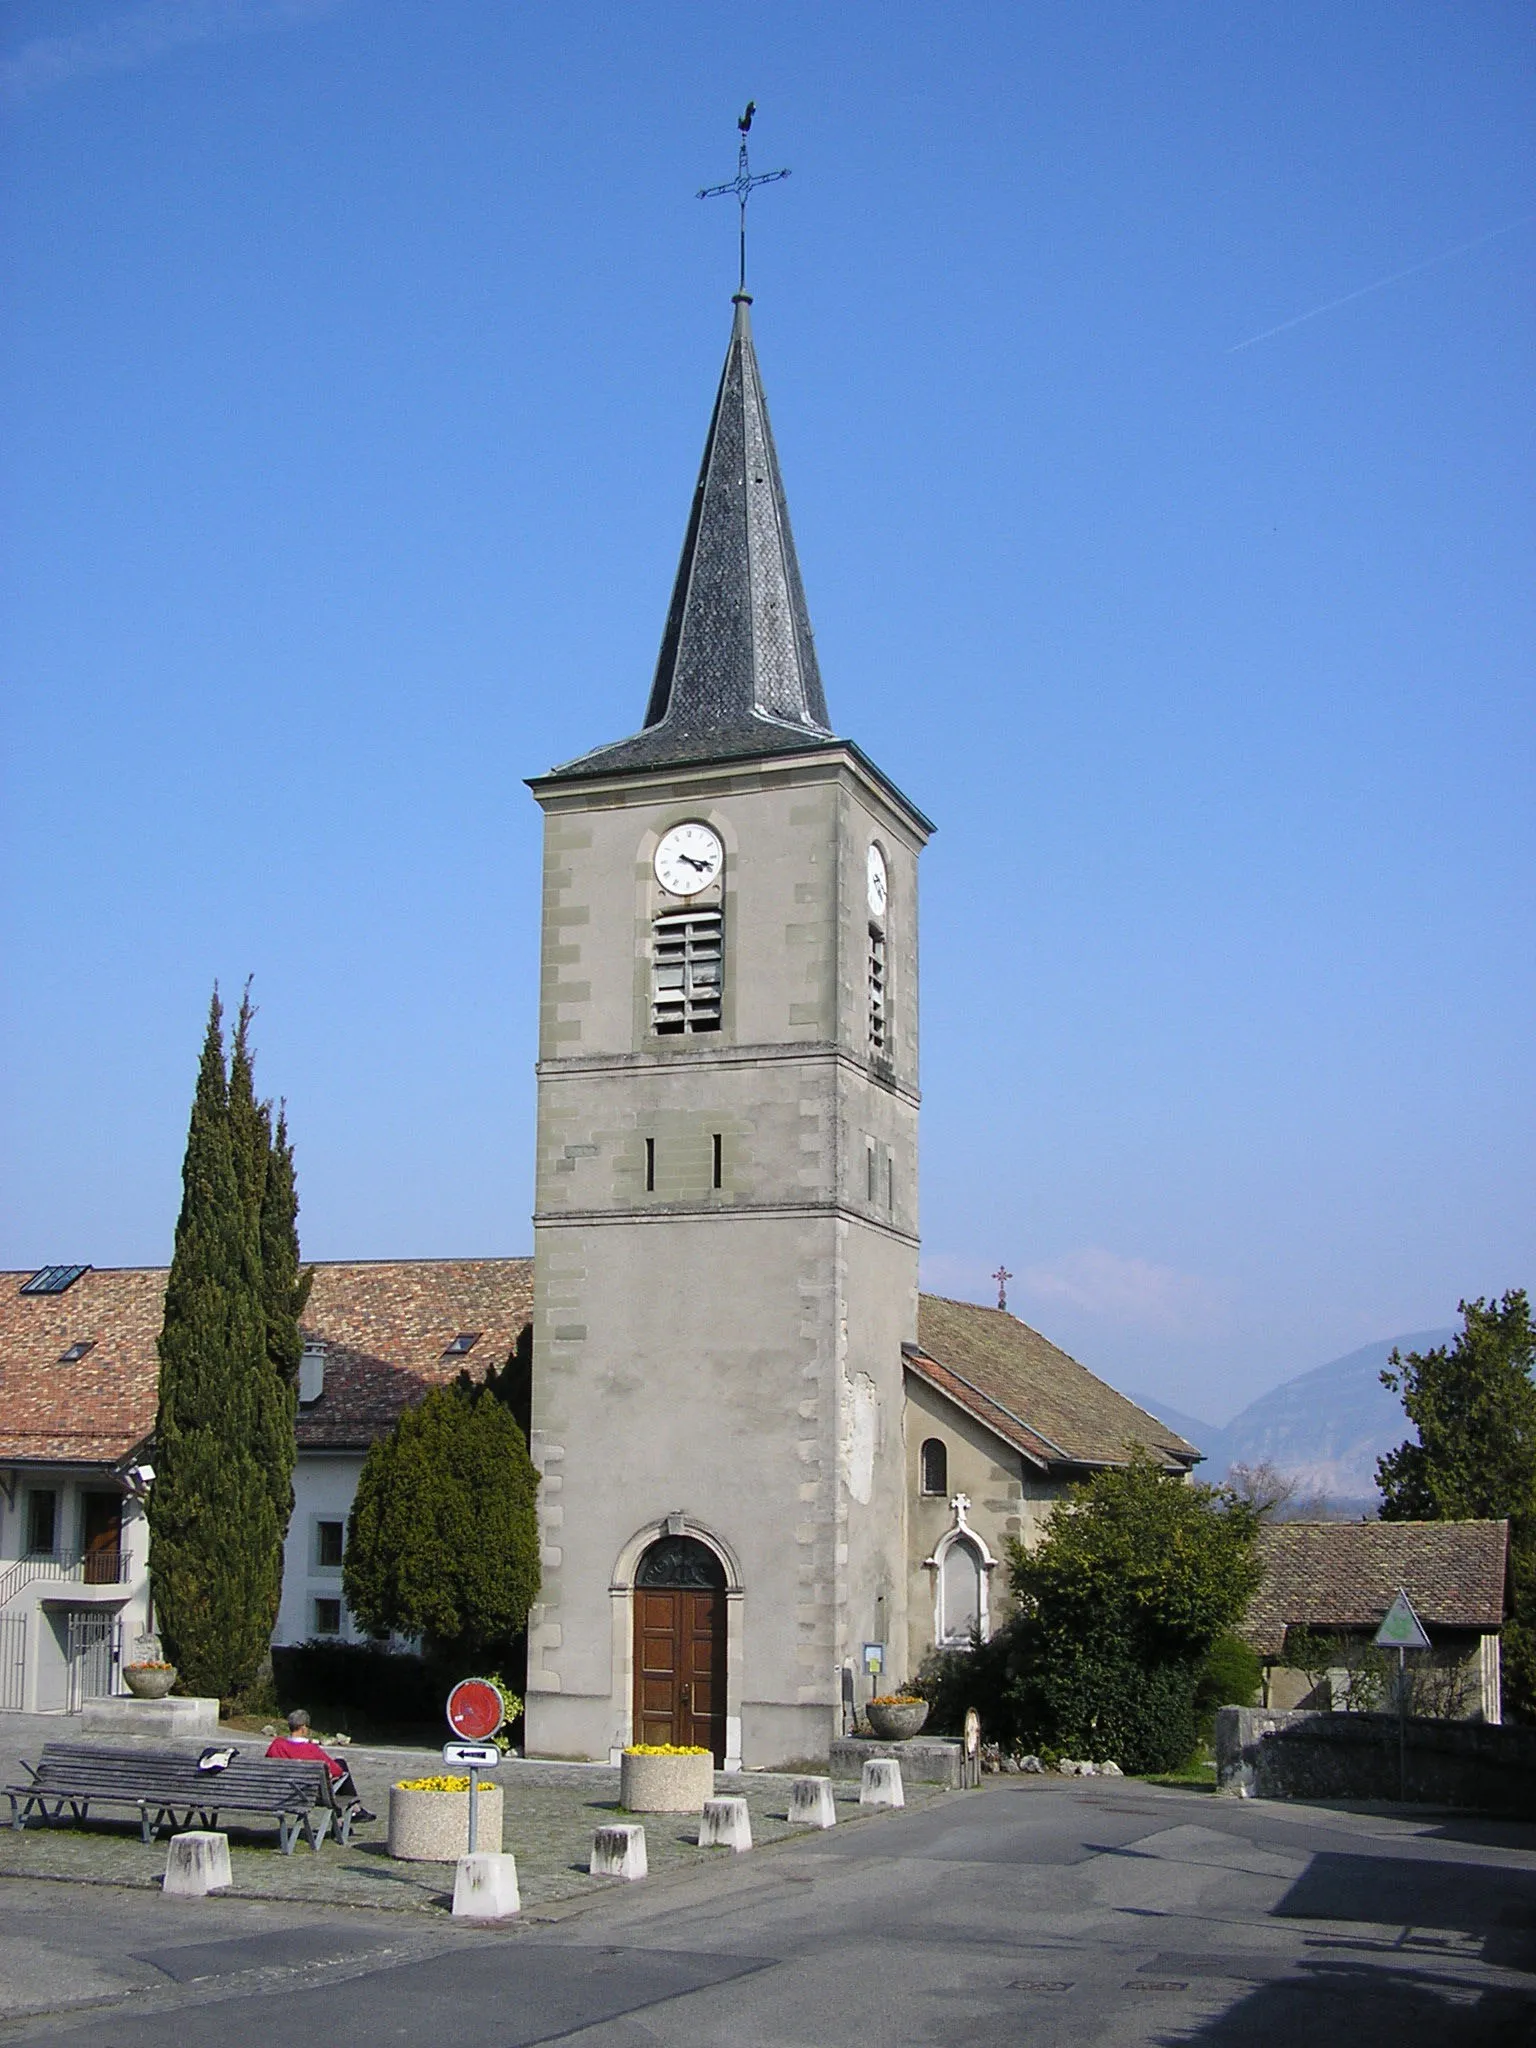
[{"x1": 654, "y1": 822, "x2": 724, "y2": 897}]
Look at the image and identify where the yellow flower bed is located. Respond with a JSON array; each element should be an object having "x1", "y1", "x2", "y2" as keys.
[
  {"x1": 870, "y1": 1695, "x2": 924, "y2": 1707},
  {"x1": 395, "y1": 1775, "x2": 472, "y2": 1793},
  {"x1": 624, "y1": 1744, "x2": 710, "y2": 1757}
]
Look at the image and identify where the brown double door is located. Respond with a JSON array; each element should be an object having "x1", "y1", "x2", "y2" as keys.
[{"x1": 634, "y1": 1586, "x2": 726, "y2": 1763}]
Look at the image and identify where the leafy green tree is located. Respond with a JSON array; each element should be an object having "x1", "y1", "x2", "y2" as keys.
[
  {"x1": 918, "y1": 1455, "x2": 1261, "y2": 1772},
  {"x1": 1377, "y1": 1293, "x2": 1536, "y2": 1719},
  {"x1": 148, "y1": 992, "x2": 281, "y2": 1699},
  {"x1": 343, "y1": 1383, "x2": 540, "y2": 1668}
]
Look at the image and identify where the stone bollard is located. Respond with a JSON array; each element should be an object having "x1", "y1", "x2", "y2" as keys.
[
  {"x1": 860, "y1": 1757, "x2": 904, "y2": 1809},
  {"x1": 698, "y1": 1796, "x2": 752, "y2": 1851},
  {"x1": 591, "y1": 1823, "x2": 648, "y2": 1880},
  {"x1": 163, "y1": 1831, "x2": 231, "y2": 1897},
  {"x1": 452, "y1": 1851, "x2": 521, "y2": 1919},
  {"x1": 788, "y1": 1777, "x2": 837, "y2": 1829}
]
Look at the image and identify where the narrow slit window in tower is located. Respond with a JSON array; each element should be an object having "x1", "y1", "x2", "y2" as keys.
[
  {"x1": 652, "y1": 907, "x2": 723, "y2": 1034},
  {"x1": 645, "y1": 1137, "x2": 656, "y2": 1192},
  {"x1": 712, "y1": 1132, "x2": 723, "y2": 1189}
]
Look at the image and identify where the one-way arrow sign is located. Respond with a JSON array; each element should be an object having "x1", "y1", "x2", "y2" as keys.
[{"x1": 1374, "y1": 1588, "x2": 1431, "y2": 1651}]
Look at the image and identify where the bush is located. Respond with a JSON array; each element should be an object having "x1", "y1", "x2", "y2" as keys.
[
  {"x1": 1195, "y1": 1633, "x2": 1263, "y2": 1740},
  {"x1": 917, "y1": 1455, "x2": 1262, "y2": 1771},
  {"x1": 343, "y1": 1382, "x2": 539, "y2": 1665},
  {"x1": 272, "y1": 1642, "x2": 442, "y2": 1728}
]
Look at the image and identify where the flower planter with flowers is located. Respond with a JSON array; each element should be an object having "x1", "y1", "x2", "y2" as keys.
[
  {"x1": 122, "y1": 1663, "x2": 178, "y2": 1700},
  {"x1": 387, "y1": 1776, "x2": 503, "y2": 1861},
  {"x1": 865, "y1": 1696, "x2": 929, "y2": 1741},
  {"x1": 620, "y1": 1745, "x2": 714, "y2": 1813}
]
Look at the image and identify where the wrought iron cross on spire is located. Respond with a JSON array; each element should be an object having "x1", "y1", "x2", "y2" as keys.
[
  {"x1": 993, "y1": 1266, "x2": 1013, "y2": 1313},
  {"x1": 697, "y1": 101, "x2": 790, "y2": 295}
]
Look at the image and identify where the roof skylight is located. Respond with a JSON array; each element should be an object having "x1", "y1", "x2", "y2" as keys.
[
  {"x1": 20, "y1": 1265, "x2": 89, "y2": 1296},
  {"x1": 444, "y1": 1332, "x2": 482, "y2": 1357}
]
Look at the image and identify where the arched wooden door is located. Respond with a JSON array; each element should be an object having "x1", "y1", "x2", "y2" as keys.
[{"x1": 633, "y1": 1535, "x2": 727, "y2": 1765}]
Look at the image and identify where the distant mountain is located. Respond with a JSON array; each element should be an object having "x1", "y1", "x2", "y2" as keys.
[{"x1": 1129, "y1": 1329, "x2": 1457, "y2": 1503}]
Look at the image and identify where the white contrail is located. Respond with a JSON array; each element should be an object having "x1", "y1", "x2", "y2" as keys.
[{"x1": 1229, "y1": 214, "x2": 1534, "y2": 352}]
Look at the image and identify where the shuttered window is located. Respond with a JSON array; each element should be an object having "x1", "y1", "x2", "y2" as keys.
[
  {"x1": 868, "y1": 926, "x2": 887, "y2": 1051},
  {"x1": 652, "y1": 908, "x2": 723, "y2": 1034}
]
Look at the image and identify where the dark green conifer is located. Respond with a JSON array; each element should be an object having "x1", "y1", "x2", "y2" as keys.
[
  {"x1": 256, "y1": 1102, "x2": 308, "y2": 1534},
  {"x1": 148, "y1": 991, "x2": 281, "y2": 1700},
  {"x1": 344, "y1": 1383, "x2": 540, "y2": 1668}
]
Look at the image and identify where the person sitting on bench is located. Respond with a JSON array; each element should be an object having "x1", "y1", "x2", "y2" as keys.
[{"x1": 265, "y1": 1709, "x2": 375, "y2": 1821}]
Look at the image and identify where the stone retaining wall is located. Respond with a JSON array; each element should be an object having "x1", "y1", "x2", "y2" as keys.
[{"x1": 1214, "y1": 1706, "x2": 1536, "y2": 1815}]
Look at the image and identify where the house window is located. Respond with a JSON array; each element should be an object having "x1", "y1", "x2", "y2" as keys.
[
  {"x1": 652, "y1": 907, "x2": 723, "y2": 1034},
  {"x1": 920, "y1": 1439, "x2": 948, "y2": 1496},
  {"x1": 868, "y1": 927, "x2": 887, "y2": 1051},
  {"x1": 26, "y1": 1491, "x2": 58, "y2": 1557},
  {"x1": 940, "y1": 1537, "x2": 985, "y2": 1645},
  {"x1": 313, "y1": 1598, "x2": 343, "y2": 1636},
  {"x1": 315, "y1": 1520, "x2": 344, "y2": 1569}
]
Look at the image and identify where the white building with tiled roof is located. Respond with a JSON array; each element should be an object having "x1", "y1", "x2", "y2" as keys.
[{"x1": 0, "y1": 1259, "x2": 531, "y2": 1711}]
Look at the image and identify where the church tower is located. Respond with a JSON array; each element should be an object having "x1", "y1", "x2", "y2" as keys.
[{"x1": 525, "y1": 291, "x2": 932, "y2": 1769}]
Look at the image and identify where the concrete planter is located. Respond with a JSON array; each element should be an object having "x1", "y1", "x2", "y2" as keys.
[
  {"x1": 123, "y1": 1665, "x2": 178, "y2": 1700},
  {"x1": 620, "y1": 1750, "x2": 714, "y2": 1813},
  {"x1": 387, "y1": 1784, "x2": 503, "y2": 1862},
  {"x1": 866, "y1": 1699, "x2": 929, "y2": 1741}
]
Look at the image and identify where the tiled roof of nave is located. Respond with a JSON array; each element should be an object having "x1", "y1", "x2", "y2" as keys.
[{"x1": 909, "y1": 1294, "x2": 1202, "y2": 1471}]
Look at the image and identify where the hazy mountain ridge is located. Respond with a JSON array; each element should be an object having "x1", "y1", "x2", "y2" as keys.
[{"x1": 1127, "y1": 1328, "x2": 1456, "y2": 1503}]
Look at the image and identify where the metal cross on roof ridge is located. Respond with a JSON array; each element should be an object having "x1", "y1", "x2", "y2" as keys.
[
  {"x1": 697, "y1": 101, "x2": 790, "y2": 296},
  {"x1": 993, "y1": 1265, "x2": 1013, "y2": 1312}
]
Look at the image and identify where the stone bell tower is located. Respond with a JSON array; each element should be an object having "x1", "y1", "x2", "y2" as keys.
[{"x1": 524, "y1": 291, "x2": 932, "y2": 1770}]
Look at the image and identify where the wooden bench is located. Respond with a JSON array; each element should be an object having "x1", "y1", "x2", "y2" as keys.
[{"x1": 5, "y1": 1743, "x2": 360, "y2": 1854}]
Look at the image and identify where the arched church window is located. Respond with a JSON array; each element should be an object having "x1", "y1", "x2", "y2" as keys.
[
  {"x1": 635, "y1": 1534, "x2": 726, "y2": 1589},
  {"x1": 652, "y1": 908, "x2": 723, "y2": 1034},
  {"x1": 920, "y1": 1438, "x2": 947, "y2": 1496},
  {"x1": 940, "y1": 1535, "x2": 984, "y2": 1645}
]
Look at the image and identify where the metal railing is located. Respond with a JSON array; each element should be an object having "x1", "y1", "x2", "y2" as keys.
[{"x1": 0, "y1": 1549, "x2": 131, "y2": 1612}]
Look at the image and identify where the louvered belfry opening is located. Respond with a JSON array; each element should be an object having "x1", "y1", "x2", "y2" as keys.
[{"x1": 652, "y1": 906, "x2": 724, "y2": 1034}]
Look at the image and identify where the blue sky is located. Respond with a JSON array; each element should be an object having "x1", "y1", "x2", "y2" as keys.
[{"x1": 2, "y1": 1, "x2": 1532, "y2": 1421}]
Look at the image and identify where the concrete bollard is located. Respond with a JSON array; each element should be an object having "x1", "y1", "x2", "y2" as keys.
[
  {"x1": 163, "y1": 1830, "x2": 231, "y2": 1897},
  {"x1": 860, "y1": 1757, "x2": 905, "y2": 1809},
  {"x1": 788, "y1": 1777, "x2": 837, "y2": 1829},
  {"x1": 452, "y1": 1851, "x2": 521, "y2": 1919},
  {"x1": 698, "y1": 1796, "x2": 752, "y2": 1851},
  {"x1": 591, "y1": 1823, "x2": 648, "y2": 1880}
]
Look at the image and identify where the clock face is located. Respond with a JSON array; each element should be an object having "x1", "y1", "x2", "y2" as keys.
[
  {"x1": 867, "y1": 843, "x2": 889, "y2": 919},
  {"x1": 654, "y1": 822, "x2": 724, "y2": 897}
]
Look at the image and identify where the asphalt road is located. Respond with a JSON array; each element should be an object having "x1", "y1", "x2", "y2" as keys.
[{"x1": 2, "y1": 1775, "x2": 1534, "y2": 2046}]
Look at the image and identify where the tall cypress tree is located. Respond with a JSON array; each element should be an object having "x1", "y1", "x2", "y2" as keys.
[
  {"x1": 256, "y1": 1102, "x2": 308, "y2": 1536},
  {"x1": 148, "y1": 991, "x2": 281, "y2": 1700}
]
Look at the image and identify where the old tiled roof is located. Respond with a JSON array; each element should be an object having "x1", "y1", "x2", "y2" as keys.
[
  {"x1": 0, "y1": 1267, "x2": 164, "y2": 1465},
  {"x1": 1242, "y1": 1519, "x2": 1511, "y2": 1658},
  {"x1": 0, "y1": 1259, "x2": 533, "y2": 1466},
  {"x1": 542, "y1": 294, "x2": 837, "y2": 782},
  {"x1": 907, "y1": 1295, "x2": 1202, "y2": 1473},
  {"x1": 295, "y1": 1259, "x2": 533, "y2": 1448}
]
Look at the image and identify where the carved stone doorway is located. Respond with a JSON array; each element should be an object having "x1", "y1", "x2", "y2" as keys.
[{"x1": 632, "y1": 1535, "x2": 727, "y2": 1764}]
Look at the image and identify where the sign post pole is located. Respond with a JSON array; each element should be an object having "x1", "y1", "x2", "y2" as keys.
[
  {"x1": 1373, "y1": 1589, "x2": 1431, "y2": 1805},
  {"x1": 444, "y1": 1678, "x2": 507, "y2": 1856}
]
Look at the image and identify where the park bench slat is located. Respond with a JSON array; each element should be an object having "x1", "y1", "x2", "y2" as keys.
[{"x1": 5, "y1": 1742, "x2": 358, "y2": 1853}]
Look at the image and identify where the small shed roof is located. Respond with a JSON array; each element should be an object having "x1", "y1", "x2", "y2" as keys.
[{"x1": 1242, "y1": 1518, "x2": 1510, "y2": 1658}]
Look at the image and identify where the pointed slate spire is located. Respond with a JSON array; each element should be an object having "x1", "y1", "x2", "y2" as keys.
[{"x1": 548, "y1": 294, "x2": 835, "y2": 779}]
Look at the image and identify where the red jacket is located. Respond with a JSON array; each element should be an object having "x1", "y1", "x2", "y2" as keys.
[{"x1": 265, "y1": 1734, "x2": 346, "y2": 1780}]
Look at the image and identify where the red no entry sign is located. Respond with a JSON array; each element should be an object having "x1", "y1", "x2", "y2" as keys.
[{"x1": 446, "y1": 1677, "x2": 505, "y2": 1742}]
